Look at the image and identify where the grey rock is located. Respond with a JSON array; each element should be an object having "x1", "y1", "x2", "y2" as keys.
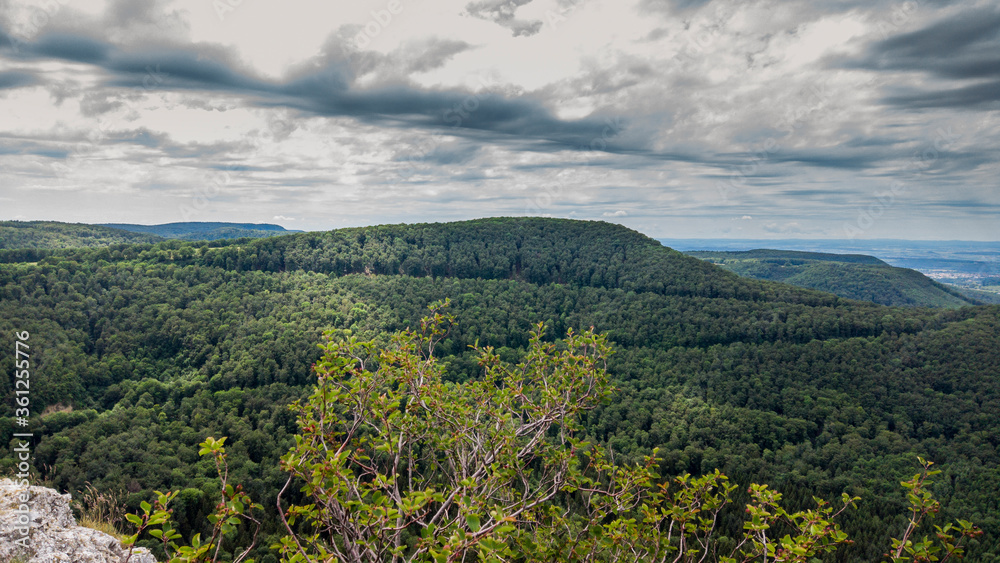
[{"x1": 0, "y1": 479, "x2": 156, "y2": 563}]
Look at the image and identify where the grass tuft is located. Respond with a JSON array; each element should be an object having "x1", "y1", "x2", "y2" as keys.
[
  {"x1": 78, "y1": 514, "x2": 129, "y2": 541},
  {"x1": 72, "y1": 482, "x2": 128, "y2": 542}
]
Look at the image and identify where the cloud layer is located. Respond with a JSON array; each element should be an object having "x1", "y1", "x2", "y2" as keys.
[{"x1": 0, "y1": 0, "x2": 997, "y2": 239}]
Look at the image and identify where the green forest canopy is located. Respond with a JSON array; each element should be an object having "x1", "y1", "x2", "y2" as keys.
[
  {"x1": 0, "y1": 217, "x2": 997, "y2": 561},
  {"x1": 100, "y1": 222, "x2": 300, "y2": 241},
  {"x1": 0, "y1": 221, "x2": 164, "y2": 249}
]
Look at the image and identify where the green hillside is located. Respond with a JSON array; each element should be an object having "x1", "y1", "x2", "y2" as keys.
[
  {"x1": 687, "y1": 249, "x2": 978, "y2": 308},
  {"x1": 0, "y1": 221, "x2": 164, "y2": 250},
  {"x1": 100, "y1": 221, "x2": 300, "y2": 241},
  {"x1": 954, "y1": 286, "x2": 1000, "y2": 304},
  {"x1": 0, "y1": 221, "x2": 301, "y2": 263},
  {"x1": 1, "y1": 218, "x2": 997, "y2": 561}
]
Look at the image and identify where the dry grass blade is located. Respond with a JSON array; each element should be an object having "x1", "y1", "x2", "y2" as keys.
[{"x1": 73, "y1": 481, "x2": 128, "y2": 541}]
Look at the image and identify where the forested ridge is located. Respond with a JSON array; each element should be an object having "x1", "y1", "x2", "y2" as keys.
[
  {"x1": 1, "y1": 217, "x2": 998, "y2": 562},
  {"x1": 100, "y1": 222, "x2": 299, "y2": 241},
  {"x1": 0, "y1": 221, "x2": 164, "y2": 249},
  {"x1": 687, "y1": 249, "x2": 977, "y2": 308},
  {"x1": 0, "y1": 221, "x2": 297, "y2": 251}
]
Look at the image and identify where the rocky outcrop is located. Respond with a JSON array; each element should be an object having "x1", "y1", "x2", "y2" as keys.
[{"x1": 0, "y1": 479, "x2": 156, "y2": 563}]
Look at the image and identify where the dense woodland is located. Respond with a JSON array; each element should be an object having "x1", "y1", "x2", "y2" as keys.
[
  {"x1": 100, "y1": 222, "x2": 298, "y2": 241},
  {"x1": 0, "y1": 221, "x2": 296, "y2": 251},
  {"x1": 1, "y1": 218, "x2": 998, "y2": 561},
  {"x1": 687, "y1": 249, "x2": 979, "y2": 308},
  {"x1": 0, "y1": 221, "x2": 164, "y2": 249}
]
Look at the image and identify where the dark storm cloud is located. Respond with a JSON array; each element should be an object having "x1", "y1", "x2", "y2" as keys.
[
  {"x1": 840, "y1": 136, "x2": 905, "y2": 149},
  {"x1": 31, "y1": 33, "x2": 111, "y2": 64},
  {"x1": 107, "y1": 47, "x2": 272, "y2": 93},
  {"x1": 279, "y1": 78, "x2": 611, "y2": 148},
  {"x1": 0, "y1": 136, "x2": 69, "y2": 158},
  {"x1": 846, "y1": 5, "x2": 1000, "y2": 108},
  {"x1": 508, "y1": 147, "x2": 705, "y2": 171},
  {"x1": 932, "y1": 199, "x2": 1000, "y2": 209},
  {"x1": 0, "y1": 27, "x2": 626, "y2": 154},
  {"x1": 771, "y1": 151, "x2": 882, "y2": 170},
  {"x1": 882, "y1": 80, "x2": 1000, "y2": 109},
  {"x1": 0, "y1": 70, "x2": 38, "y2": 89},
  {"x1": 779, "y1": 189, "x2": 860, "y2": 197},
  {"x1": 464, "y1": 0, "x2": 543, "y2": 37},
  {"x1": 708, "y1": 144, "x2": 883, "y2": 174},
  {"x1": 639, "y1": 0, "x2": 714, "y2": 15},
  {"x1": 448, "y1": 171, "x2": 502, "y2": 181},
  {"x1": 863, "y1": 7, "x2": 1000, "y2": 78}
]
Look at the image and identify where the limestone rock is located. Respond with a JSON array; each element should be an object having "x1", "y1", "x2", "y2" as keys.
[{"x1": 0, "y1": 479, "x2": 156, "y2": 563}]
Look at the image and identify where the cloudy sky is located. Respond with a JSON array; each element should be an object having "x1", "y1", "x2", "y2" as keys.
[{"x1": 0, "y1": 0, "x2": 997, "y2": 239}]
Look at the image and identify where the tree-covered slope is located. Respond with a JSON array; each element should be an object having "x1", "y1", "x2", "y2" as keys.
[
  {"x1": 0, "y1": 221, "x2": 164, "y2": 249},
  {"x1": 953, "y1": 285, "x2": 1000, "y2": 305},
  {"x1": 1, "y1": 218, "x2": 997, "y2": 561},
  {"x1": 99, "y1": 222, "x2": 300, "y2": 241},
  {"x1": 185, "y1": 218, "x2": 843, "y2": 305},
  {"x1": 688, "y1": 249, "x2": 977, "y2": 308}
]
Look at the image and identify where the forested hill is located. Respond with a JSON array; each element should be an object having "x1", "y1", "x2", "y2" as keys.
[
  {"x1": 1, "y1": 217, "x2": 998, "y2": 561},
  {"x1": 687, "y1": 248, "x2": 977, "y2": 308},
  {"x1": 141, "y1": 217, "x2": 845, "y2": 305},
  {"x1": 0, "y1": 220, "x2": 299, "y2": 256},
  {"x1": 0, "y1": 221, "x2": 163, "y2": 249},
  {"x1": 100, "y1": 222, "x2": 300, "y2": 241}
]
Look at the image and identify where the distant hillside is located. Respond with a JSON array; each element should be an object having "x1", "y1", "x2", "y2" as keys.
[
  {"x1": 100, "y1": 222, "x2": 300, "y2": 241},
  {"x1": 0, "y1": 221, "x2": 163, "y2": 250},
  {"x1": 952, "y1": 285, "x2": 1000, "y2": 305},
  {"x1": 688, "y1": 249, "x2": 888, "y2": 265},
  {"x1": 687, "y1": 249, "x2": 978, "y2": 308}
]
